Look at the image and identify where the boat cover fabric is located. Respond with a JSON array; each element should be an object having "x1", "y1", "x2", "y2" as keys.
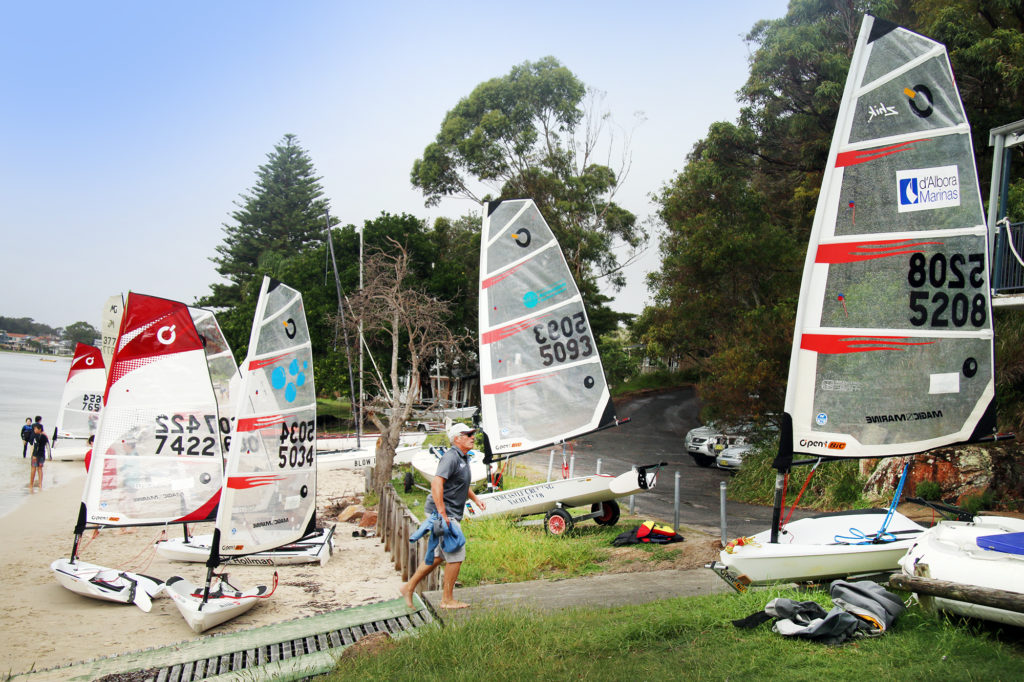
[
  {"x1": 976, "y1": 531, "x2": 1024, "y2": 555},
  {"x1": 733, "y1": 580, "x2": 905, "y2": 645}
]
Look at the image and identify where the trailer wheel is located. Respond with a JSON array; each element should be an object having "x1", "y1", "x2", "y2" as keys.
[
  {"x1": 591, "y1": 500, "x2": 620, "y2": 526},
  {"x1": 545, "y1": 508, "x2": 573, "y2": 536}
]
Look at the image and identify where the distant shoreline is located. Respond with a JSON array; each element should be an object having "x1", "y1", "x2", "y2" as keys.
[{"x1": 0, "y1": 348, "x2": 71, "y2": 358}]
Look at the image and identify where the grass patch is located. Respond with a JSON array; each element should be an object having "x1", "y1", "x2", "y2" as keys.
[{"x1": 326, "y1": 585, "x2": 1024, "y2": 680}]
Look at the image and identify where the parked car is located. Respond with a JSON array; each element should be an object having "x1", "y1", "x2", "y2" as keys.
[
  {"x1": 684, "y1": 424, "x2": 722, "y2": 467},
  {"x1": 716, "y1": 441, "x2": 753, "y2": 471}
]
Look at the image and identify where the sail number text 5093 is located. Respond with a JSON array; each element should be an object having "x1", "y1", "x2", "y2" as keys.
[
  {"x1": 907, "y1": 252, "x2": 986, "y2": 328},
  {"x1": 278, "y1": 420, "x2": 315, "y2": 468},
  {"x1": 532, "y1": 313, "x2": 593, "y2": 366}
]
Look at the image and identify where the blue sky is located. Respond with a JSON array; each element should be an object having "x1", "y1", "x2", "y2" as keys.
[{"x1": 1, "y1": 0, "x2": 789, "y2": 329}]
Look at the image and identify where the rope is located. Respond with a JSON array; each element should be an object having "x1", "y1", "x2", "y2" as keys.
[
  {"x1": 833, "y1": 457, "x2": 912, "y2": 544},
  {"x1": 1000, "y1": 218, "x2": 1024, "y2": 269},
  {"x1": 120, "y1": 528, "x2": 167, "y2": 573},
  {"x1": 782, "y1": 458, "x2": 822, "y2": 527},
  {"x1": 77, "y1": 528, "x2": 101, "y2": 554}
]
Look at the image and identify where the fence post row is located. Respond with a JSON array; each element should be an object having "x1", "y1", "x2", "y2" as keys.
[{"x1": 373, "y1": 471, "x2": 440, "y2": 593}]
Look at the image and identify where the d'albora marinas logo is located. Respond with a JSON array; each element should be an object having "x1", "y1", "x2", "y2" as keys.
[{"x1": 896, "y1": 165, "x2": 960, "y2": 213}]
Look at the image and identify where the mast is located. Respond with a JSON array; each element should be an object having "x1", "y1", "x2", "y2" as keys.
[{"x1": 324, "y1": 210, "x2": 359, "y2": 447}]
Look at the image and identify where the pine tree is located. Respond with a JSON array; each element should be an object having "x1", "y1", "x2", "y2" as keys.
[{"x1": 203, "y1": 134, "x2": 331, "y2": 309}]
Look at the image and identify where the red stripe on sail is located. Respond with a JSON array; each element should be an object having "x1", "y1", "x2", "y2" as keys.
[
  {"x1": 801, "y1": 334, "x2": 936, "y2": 354},
  {"x1": 835, "y1": 139, "x2": 927, "y2": 167},
  {"x1": 484, "y1": 374, "x2": 546, "y2": 394},
  {"x1": 482, "y1": 262, "x2": 527, "y2": 290},
  {"x1": 816, "y1": 239, "x2": 943, "y2": 263},
  {"x1": 227, "y1": 475, "x2": 285, "y2": 490},
  {"x1": 67, "y1": 343, "x2": 104, "y2": 379},
  {"x1": 173, "y1": 489, "x2": 221, "y2": 523},
  {"x1": 248, "y1": 353, "x2": 290, "y2": 371},
  {"x1": 482, "y1": 317, "x2": 543, "y2": 345},
  {"x1": 237, "y1": 414, "x2": 286, "y2": 432}
]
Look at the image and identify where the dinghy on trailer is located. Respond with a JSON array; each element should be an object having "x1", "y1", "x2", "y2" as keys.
[
  {"x1": 51, "y1": 294, "x2": 224, "y2": 610},
  {"x1": 166, "y1": 277, "x2": 319, "y2": 632},
  {"x1": 471, "y1": 199, "x2": 655, "y2": 533},
  {"x1": 51, "y1": 343, "x2": 105, "y2": 461},
  {"x1": 712, "y1": 15, "x2": 997, "y2": 588}
]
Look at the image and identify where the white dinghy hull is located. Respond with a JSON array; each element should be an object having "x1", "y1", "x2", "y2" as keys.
[
  {"x1": 899, "y1": 515, "x2": 1024, "y2": 626},
  {"x1": 165, "y1": 573, "x2": 277, "y2": 634},
  {"x1": 408, "y1": 447, "x2": 488, "y2": 484},
  {"x1": 50, "y1": 558, "x2": 164, "y2": 612},
  {"x1": 719, "y1": 510, "x2": 926, "y2": 584},
  {"x1": 156, "y1": 526, "x2": 335, "y2": 566}
]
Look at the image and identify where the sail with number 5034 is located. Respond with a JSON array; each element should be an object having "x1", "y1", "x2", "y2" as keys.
[
  {"x1": 166, "y1": 276, "x2": 317, "y2": 633},
  {"x1": 478, "y1": 199, "x2": 618, "y2": 461},
  {"x1": 778, "y1": 15, "x2": 994, "y2": 467}
]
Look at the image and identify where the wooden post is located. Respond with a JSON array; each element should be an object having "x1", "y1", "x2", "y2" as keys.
[{"x1": 889, "y1": 573, "x2": 1024, "y2": 614}]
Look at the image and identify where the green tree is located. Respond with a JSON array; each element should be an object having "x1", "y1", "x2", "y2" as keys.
[
  {"x1": 63, "y1": 321, "x2": 99, "y2": 346},
  {"x1": 201, "y1": 134, "x2": 335, "y2": 354},
  {"x1": 411, "y1": 57, "x2": 645, "y2": 337}
]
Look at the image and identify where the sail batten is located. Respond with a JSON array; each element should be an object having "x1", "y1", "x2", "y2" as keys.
[{"x1": 782, "y1": 14, "x2": 994, "y2": 463}]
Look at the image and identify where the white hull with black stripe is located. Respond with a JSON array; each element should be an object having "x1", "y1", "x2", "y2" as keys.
[{"x1": 50, "y1": 558, "x2": 164, "y2": 612}]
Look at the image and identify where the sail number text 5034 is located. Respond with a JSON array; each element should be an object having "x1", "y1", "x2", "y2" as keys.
[
  {"x1": 278, "y1": 420, "x2": 315, "y2": 468},
  {"x1": 533, "y1": 313, "x2": 593, "y2": 366},
  {"x1": 907, "y1": 252, "x2": 986, "y2": 328}
]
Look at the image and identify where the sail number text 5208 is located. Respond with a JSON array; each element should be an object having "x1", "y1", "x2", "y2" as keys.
[
  {"x1": 908, "y1": 252, "x2": 986, "y2": 328},
  {"x1": 532, "y1": 313, "x2": 593, "y2": 366},
  {"x1": 279, "y1": 420, "x2": 315, "y2": 468}
]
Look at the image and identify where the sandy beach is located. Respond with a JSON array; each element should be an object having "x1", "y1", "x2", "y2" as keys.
[{"x1": 0, "y1": 462, "x2": 402, "y2": 676}]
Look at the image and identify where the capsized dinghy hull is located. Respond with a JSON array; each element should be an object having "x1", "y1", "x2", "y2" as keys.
[
  {"x1": 898, "y1": 515, "x2": 1024, "y2": 626},
  {"x1": 50, "y1": 558, "x2": 164, "y2": 611},
  {"x1": 165, "y1": 573, "x2": 277, "y2": 633},
  {"x1": 156, "y1": 526, "x2": 335, "y2": 566},
  {"x1": 719, "y1": 510, "x2": 926, "y2": 584}
]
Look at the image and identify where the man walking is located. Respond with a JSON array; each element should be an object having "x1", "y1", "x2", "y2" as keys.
[{"x1": 400, "y1": 422, "x2": 486, "y2": 609}]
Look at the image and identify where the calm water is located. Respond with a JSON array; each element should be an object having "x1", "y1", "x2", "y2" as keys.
[{"x1": 0, "y1": 351, "x2": 83, "y2": 516}]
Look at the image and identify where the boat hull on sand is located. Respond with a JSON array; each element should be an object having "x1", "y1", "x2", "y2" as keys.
[
  {"x1": 165, "y1": 573, "x2": 277, "y2": 633},
  {"x1": 156, "y1": 526, "x2": 335, "y2": 566},
  {"x1": 50, "y1": 558, "x2": 164, "y2": 611},
  {"x1": 51, "y1": 438, "x2": 89, "y2": 461},
  {"x1": 899, "y1": 515, "x2": 1024, "y2": 626},
  {"x1": 718, "y1": 510, "x2": 926, "y2": 585},
  {"x1": 465, "y1": 469, "x2": 652, "y2": 521}
]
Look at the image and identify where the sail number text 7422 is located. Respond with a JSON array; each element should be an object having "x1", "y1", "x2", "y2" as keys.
[
  {"x1": 533, "y1": 313, "x2": 594, "y2": 366},
  {"x1": 908, "y1": 252, "x2": 986, "y2": 328}
]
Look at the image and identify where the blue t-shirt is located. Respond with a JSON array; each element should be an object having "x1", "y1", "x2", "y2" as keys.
[{"x1": 423, "y1": 446, "x2": 472, "y2": 522}]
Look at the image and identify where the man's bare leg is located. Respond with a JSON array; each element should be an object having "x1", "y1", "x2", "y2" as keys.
[
  {"x1": 400, "y1": 556, "x2": 440, "y2": 608},
  {"x1": 439, "y1": 561, "x2": 469, "y2": 609}
]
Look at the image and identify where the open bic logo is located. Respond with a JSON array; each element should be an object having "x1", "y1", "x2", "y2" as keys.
[{"x1": 897, "y1": 165, "x2": 960, "y2": 213}]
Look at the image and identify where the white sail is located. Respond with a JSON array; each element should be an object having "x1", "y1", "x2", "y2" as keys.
[
  {"x1": 214, "y1": 276, "x2": 317, "y2": 557},
  {"x1": 83, "y1": 293, "x2": 223, "y2": 526},
  {"x1": 189, "y1": 306, "x2": 241, "y2": 450},
  {"x1": 479, "y1": 199, "x2": 616, "y2": 458},
  {"x1": 100, "y1": 294, "x2": 124, "y2": 374},
  {"x1": 782, "y1": 14, "x2": 994, "y2": 462},
  {"x1": 54, "y1": 342, "x2": 104, "y2": 441}
]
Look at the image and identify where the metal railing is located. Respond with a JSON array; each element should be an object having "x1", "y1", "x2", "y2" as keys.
[{"x1": 992, "y1": 219, "x2": 1024, "y2": 296}]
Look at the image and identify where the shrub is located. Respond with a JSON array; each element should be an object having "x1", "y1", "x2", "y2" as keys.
[{"x1": 914, "y1": 480, "x2": 941, "y2": 501}]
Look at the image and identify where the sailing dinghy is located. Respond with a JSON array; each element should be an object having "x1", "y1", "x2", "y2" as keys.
[
  {"x1": 166, "y1": 277, "x2": 320, "y2": 632},
  {"x1": 712, "y1": 15, "x2": 996, "y2": 588},
  {"x1": 156, "y1": 307, "x2": 334, "y2": 566},
  {"x1": 51, "y1": 342, "x2": 105, "y2": 461},
  {"x1": 468, "y1": 199, "x2": 657, "y2": 534},
  {"x1": 51, "y1": 293, "x2": 224, "y2": 610}
]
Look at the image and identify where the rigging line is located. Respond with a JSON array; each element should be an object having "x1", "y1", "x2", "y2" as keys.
[
  {"x1": 782, "y1": 458, "x2": 823, "y2": 527},
  {"x1": 999, "y1": 218, "x2": 1024, "y2": 269}
]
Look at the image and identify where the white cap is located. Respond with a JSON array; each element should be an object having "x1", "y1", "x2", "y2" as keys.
[{"x1": 447, "y1": 422, "x2": 477, "y2": 442}]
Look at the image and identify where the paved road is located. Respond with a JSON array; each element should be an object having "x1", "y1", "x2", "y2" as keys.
[{"x1": 509, "y1": 387, "x2": 798, "y2": 539}]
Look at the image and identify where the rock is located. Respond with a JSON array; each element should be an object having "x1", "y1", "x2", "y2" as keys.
[
  {"x1": 358, "y1": 510, "x2": 378, "y2": 528},
  {"x1": 338, "y1": 504, "x2": 365, "y2": 523}
]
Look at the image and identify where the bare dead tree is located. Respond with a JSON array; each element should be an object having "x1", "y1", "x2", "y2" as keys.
[{"x1": 332, "y1": 238, "x2": 471, "y2": 491}]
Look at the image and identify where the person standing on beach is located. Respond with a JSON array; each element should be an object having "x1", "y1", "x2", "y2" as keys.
[
  {"x1": 29, "y1": 423, "x2": 49, "y2": 490},
  {"x1": 20, "y1": 418, "x2": 33, "y2": 458},
  {"x1": 400, "y1": 422, "x2": 486, "y2": 609},
  {"x1": 33, "y1": 416, "x2": 49, "y2": 459}
]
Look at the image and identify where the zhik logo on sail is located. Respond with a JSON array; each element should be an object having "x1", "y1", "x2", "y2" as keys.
[{"x1": 896, "y1": 165, "x2": 960, "y2": 213}]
